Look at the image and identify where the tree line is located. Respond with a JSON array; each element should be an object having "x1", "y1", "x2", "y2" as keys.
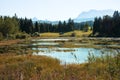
[
  {"x1": 33, "y1": 18, "x2": 74, "y2": 33},
  {"x1": 93, "y1": 11, "x2": 120, "y2": 37},
  {"x1": 0, "y1": 15, "x2": 75, "y2": 39},
  {"x1": 0, "y1": 14, "x2": 91, "y2": 39},
  {"x1": 0, "y1": 16, "x2": 75, "y2": 34}
]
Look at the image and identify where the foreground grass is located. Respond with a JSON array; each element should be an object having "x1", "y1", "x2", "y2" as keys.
[
  {"x1": 0, "y1": 54, "x2": 62, "y2": 80},
  {"x1": 0, "y1": 50, "x2": 120, "y2": 80}
]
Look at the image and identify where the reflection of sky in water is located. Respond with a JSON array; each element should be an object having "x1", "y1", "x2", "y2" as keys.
[
  {"x1": 33, "y1": 48, "x2": 101, "y2": 64},
  {"x1": 32, "y1": 39, "x2": 69, "y2": 42},
  {"x1": 32, "y1": 42, "x2": 59, "y2": 46}
]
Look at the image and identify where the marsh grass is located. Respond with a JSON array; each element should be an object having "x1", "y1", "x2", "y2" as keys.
[
  {"x1": 0, "y1": 49, "x2": 119, "y2": 80},
  {"x1": 0, "y1": 54, "x2": 62, "y2": 80},
  {"x1": 0, "y1": 49, "x2": 120, "y2": 80},
  {"x1": 85, "y1": 49, "x2": 120, "y2": 80}
]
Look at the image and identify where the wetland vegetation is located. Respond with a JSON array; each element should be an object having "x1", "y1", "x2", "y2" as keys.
[{"x1": 0, "y1": 37, "x2": 120, "y2": 80}]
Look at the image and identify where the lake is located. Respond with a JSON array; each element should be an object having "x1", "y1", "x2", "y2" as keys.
[{"x1": 31, "y1": 38, "x2": 120, "y2": 64}]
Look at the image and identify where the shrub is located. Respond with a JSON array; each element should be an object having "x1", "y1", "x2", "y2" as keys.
[
  {"x1": 15, "y1": 33, "x2": 30, "y2": 39},
  {"x1": 32, "y1": 32, "x2": 40, "y2": 37},
  {"x1": 71, "y1": 32, "x2": 76, "y2": 37}
]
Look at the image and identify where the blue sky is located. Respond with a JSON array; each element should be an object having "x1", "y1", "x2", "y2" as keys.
[{"x1": 0, "y1": 0, "x2": 120, "y2": 21}]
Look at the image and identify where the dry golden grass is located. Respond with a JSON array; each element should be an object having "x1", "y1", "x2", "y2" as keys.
[
  {"x1": 39, "y1": 30, "x2": 92, "y2": 37},
  {"x1": 40, "y1": 32, "x2": 60, "y2": 37},
  {"x1": 0, "y1": 51, "x2": 120, "y2": 80},
  {"x1": 62, "y1": 30, "x2": 92, "y2": 37},
  {"x1": 0, "y1": 54, "x2": 62, "y2": 80}
]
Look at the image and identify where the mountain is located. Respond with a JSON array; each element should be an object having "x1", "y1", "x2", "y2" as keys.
[
  {"x1": 32, "y1": 17, "x2": 38, "y2": 21},
  {"x1": 38, "y1": 20, "x2": 59, "y2": 25},
  {"x1": 32, "y1": 18, "x2": 59, "y2": 25},
  {"x1": 74, "y1": 9, "x2": 114, "y2": 22}
]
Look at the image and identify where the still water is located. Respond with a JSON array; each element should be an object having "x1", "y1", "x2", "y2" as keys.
[
  {"x1": 33, "y1": 48, "x2": 102, "y2": 64},
  {"x1": 31, "y1": 38, "x2": 118, "y2": 64}
]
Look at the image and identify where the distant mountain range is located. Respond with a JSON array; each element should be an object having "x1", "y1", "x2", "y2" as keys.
[
  {"x1": 74, "y1": 9, "x2": 114, "y2": 22},
  {"x1": 32, "y1": 17, "x2": 59, "y2": 24},
  {"x1": 32, "y1": 9, "x2": 115, "y2": 23}
]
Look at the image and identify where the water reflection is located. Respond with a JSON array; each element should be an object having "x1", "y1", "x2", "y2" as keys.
[
  {"x1": 32, "y1": 38, "x2": 69, "y2": 42},
  {"x1": 32, "y1": 42, "x2": 59, "y2": 46},
  {"x1": 33, "y1": 48, "x2": 101, "y2": 64}
]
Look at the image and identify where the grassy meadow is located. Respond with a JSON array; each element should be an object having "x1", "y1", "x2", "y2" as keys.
[
  {"x1": 40, "y1": 32, "x2": 60, "y2": 37},
  {"x1": 39, "y1": 30, "x2": 92, "y2": 37},
  {"x1": 61, "y1": 30, "x2": 92, "y2": 37}
]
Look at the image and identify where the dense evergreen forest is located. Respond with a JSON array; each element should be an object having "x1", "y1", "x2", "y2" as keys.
[
  {"x1": 93, "y1": 11, "x2": 120, "y2": 37},
  {"x1": 19, "y1": 18, "x2": 92, "y2": 33},
  {"x1": 0, "y1": 14, "x2": 91, "y2": 39}
]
